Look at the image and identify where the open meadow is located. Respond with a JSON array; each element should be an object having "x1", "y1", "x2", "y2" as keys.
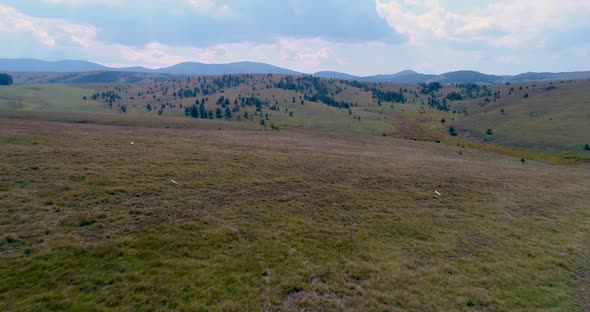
[{"x1": 1, "y1": 115, "x2": 589, "y2": 310}]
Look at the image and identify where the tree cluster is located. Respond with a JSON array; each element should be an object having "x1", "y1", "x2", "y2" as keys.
[{"x1": 0, "y1": 73, "x2": 13, "y2": 85}]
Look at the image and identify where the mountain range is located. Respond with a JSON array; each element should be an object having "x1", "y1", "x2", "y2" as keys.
[{"x1": 1, "y1": 58, "x2": 589, "y2": 84}]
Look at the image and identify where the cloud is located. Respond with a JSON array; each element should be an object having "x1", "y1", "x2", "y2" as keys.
[
  {"x1": 0, "y1": 4, "x2": 100, "y2": 47},
  {"x1": 279, "y1": 38, "x2": 336, "y2": 70},
  {"x1": 375, "y1": 0, "x2": 590, "y2": 49},
  {"x1": 0, "y1": 1, "x2": 589, "y2": 76}
]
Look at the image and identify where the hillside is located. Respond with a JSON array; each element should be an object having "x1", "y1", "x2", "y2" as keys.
[
  {"x1": 455, "y1": 80, "x2": 590, "y2": 152},
  {"x1": 0, "y1": 74, "x2": 588, "y2": 161}
]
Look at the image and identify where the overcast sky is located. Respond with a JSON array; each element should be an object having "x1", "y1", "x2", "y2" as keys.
[{"x1": 1, "y1": 0, "x2": 589, "y2": 75}]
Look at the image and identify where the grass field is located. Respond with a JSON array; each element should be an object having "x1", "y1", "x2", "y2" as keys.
[{"x1": 1, "y1": 117, "x2": 589, "y2": 311}]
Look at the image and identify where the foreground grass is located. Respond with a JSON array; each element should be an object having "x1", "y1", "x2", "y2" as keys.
[{"x1": 1, "y1": 118, "x2": 589, "y2": 311}]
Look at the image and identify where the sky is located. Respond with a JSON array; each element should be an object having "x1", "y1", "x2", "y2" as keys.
[{"x1": 0, "y1": 0, "x2": 589, "y2": 76}]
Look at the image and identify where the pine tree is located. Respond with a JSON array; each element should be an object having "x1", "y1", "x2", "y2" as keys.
[
  {"x1": 199, "y1": 103, "x2": 208, "y2": 119},
  {"x1": 449, "y1": 126, "x2": 458, "y2": 136}
]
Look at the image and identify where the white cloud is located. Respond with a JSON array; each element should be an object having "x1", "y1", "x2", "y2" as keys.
[
  {"x1": 186, "y1": 0, "x2": 230, "y2": 15},
  {"x1": 278, "y1": 38, "x2": 335, "y2": 70},
  {"x1": 375, "y1": 0, "x2": 590, "y2": 49},
  {"x1": 0, "y1": 4, "x2": 56, "y2": 46}
]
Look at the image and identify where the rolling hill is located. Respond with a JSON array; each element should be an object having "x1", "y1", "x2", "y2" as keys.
[
  {"x1": 155, "y1": 61, "x2": 301, "y2": 75},
  {"x1": 0, "y1": 59, "x2": 300, "y2": 76},
  {"x1": 0, "y1": 59, "x2": 113, "y2": 72},
  {"x1": 2, "y1": 58, "x2": 590, "y2": 84}
]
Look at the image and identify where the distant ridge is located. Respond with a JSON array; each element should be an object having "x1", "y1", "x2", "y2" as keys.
[
  {"x1": 1, "y1": 58, "x2": 589, "y2": 84},
  {"x1": 155, "y1": 61, "x2": 301, "y2": 75},
  {"x1": 0, "y1": 59, "x2": 300, "y2": 76},
  {"x1": 312, "y1": 69, "x2": 590, "y2": 84},
  {"x1": 0, "y1": 59, "x2": 112, "y2": 72},
  {"x1": 313, "y1": 71, "x2": 361, "y2": 80}
]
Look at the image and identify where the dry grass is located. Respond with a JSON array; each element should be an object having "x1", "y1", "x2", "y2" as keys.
[{"x1": 1, "y1": 117, "x2": 589, "y2": 311}]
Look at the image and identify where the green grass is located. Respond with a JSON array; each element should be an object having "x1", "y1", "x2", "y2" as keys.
[
  {"x1": 0, "y1": 85, "x2": 108, "y2": 114},
  {"x1": 270, "y1": 102, "x2": 395, "y2": 135},
  {"x1": 1, "y1": 118, "x2": 589, "y2": 310}
]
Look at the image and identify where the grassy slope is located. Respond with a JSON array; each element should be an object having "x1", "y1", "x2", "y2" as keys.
[
  {"x1": 0, "y1": 85, "x2": 105, "y2": 113},
  {"x1": 456, "y1": 80, "x2": 590, "y2": 154},
  {"x1": 1, "y1": 118, "x2": 589, "y2": 311}
]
